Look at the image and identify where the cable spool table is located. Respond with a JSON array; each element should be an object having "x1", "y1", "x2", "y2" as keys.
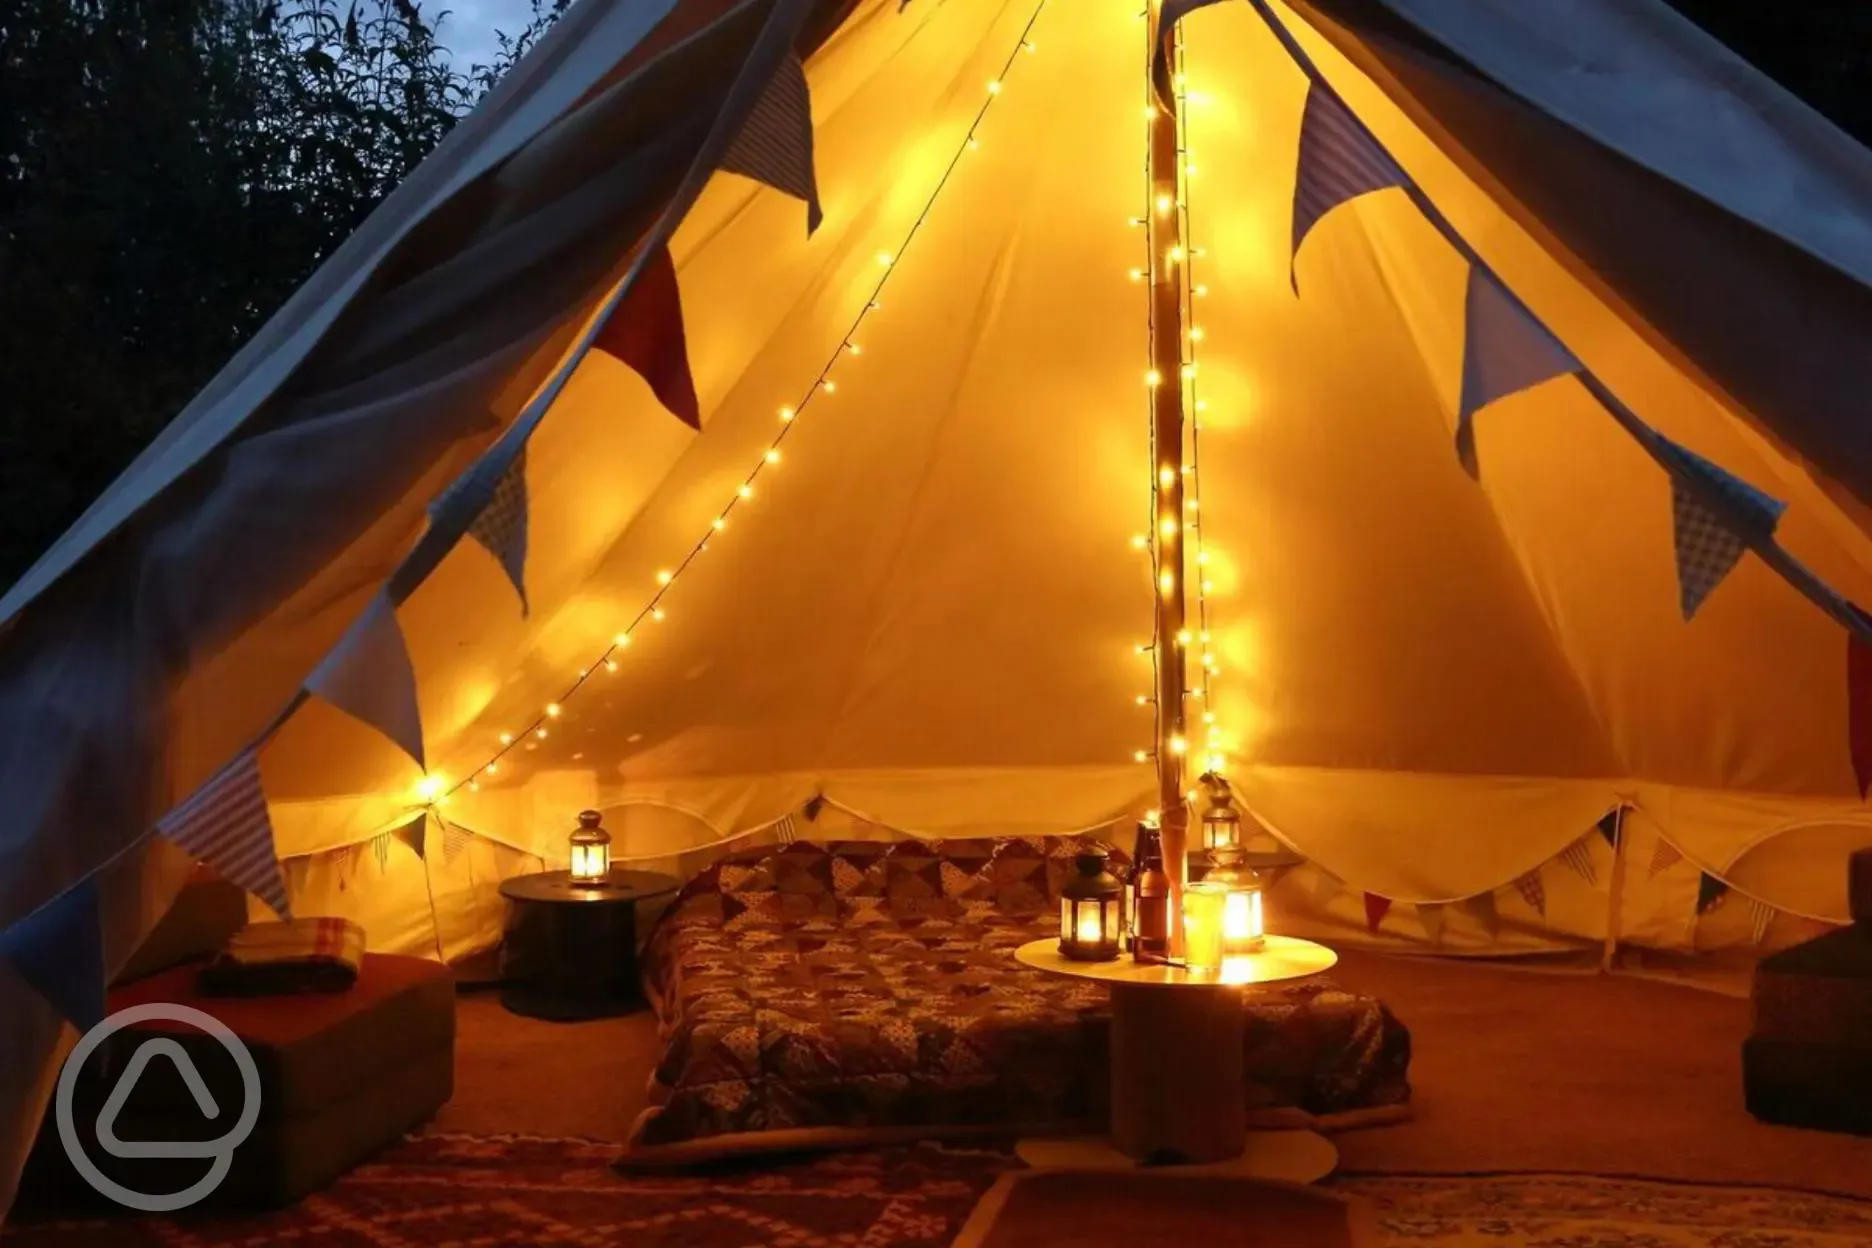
[
  {"x1": 1014, "y1": 935, "x2": 1341, "y2": 1181},
  {"x1": 498, "y1": 870, "x2": 680, "y2": 1021}
]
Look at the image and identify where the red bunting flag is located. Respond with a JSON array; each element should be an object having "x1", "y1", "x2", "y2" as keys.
[
  {"x1": 593, "y1": 245, "x2": 701, "y2": 429},
  {"x1": 1363, "y1": 892, "x2": 1391, "y2": 932}
]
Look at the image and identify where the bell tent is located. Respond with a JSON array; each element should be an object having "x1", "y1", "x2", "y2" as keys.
[{"x1": 5, "y1": 0, "x2": 1872, "y2": 1213}]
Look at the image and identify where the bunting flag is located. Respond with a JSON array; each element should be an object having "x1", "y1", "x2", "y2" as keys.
[
  {"x1": 1463, "y1": 890, "x2": 1500, "y2": 938},
  {"x1": 1648, "y1": 837, "x2": 1684, "y2": 878},
  {"x1": 1149, "y1": 0, "x2": 1226, "y2": 106},
  {"x1": 464, "y1": 449, "x2": 529, "y2": 615},
  {"x1": 157, "y1": 748, "x2": 290, "y2": 918},
  {"x1": 1454, "y1": 267, "x2": 1580, "y2": 477},
  {"x1": 372, "y1": 832, "x2": 393, "y2": 874},
  {"x1": 1290, "y1": 84, "x2": 1405, "y2": 288},
  {"x1": 0, "y1": 879, "x2": 105, "y2": 1030},
  {"x1": 441, "y1": 820, "x2": 475, "y2": 866},
  {"x1": 305, "y1": 591, "x2": 426, "y2": 769},
  {"x1": 721, "y1": 54, "x2": 822, "y2": 235},
  {"x1": 774, "y1": 814, "x2": 799, "y2": 844},
  {"x1": 1652, "y1": 437, "x2": 1788, "y2": 621},
  {"x1": 332, "y1": 844, "x2": 357, "y2": 891},
  {"x1": 1597, "y1": 810, "x2": 1621, "y2": 847},
  {"x1": 1848, "y1": 622, "x2": 1872, "y2": 798},
  {"x1": 1748, "y1": 897, "x2": 1776, "y2": 945},
  {"x1": 591, "y1": 245, "x2": 701, "y2": 429},
  {"x1": 1697, "y1": 872, "x2": 1730, "y2": 915},
  {"x1": 394, "y1": 816, "x2": 427, "y2": 862},
  {"x1": 1363, "y1": 892, "x2": 1391, "y2": 932},
  {"x1": 1415, "y1": 902, "x2": 1446, "y2": 944},
  {"x1": 1513, "y1": 869, "x2": 1546, "y2": 916},
  {"x1": 1558, "y1": 838, "x2": 1598, "y2": 887}
]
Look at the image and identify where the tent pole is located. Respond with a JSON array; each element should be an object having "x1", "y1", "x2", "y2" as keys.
[{"x1": 1146, "y1": 2, "x2": 1191, "y2": 955}]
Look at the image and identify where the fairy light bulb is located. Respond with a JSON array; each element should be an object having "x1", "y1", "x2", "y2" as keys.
[
  {"x1": 967, "y1": 137, "x2": 980, "y2": 151},
  {"x1": 535, "y1": 726, "x2": 549, "y2": 739},
  {"x1": 846, "y1": 343, "x2": 862, "y2": 355},
  {"x1": 1168, "y1": 735, "x2": 1188, "y2": 755},
  {"x1": 779, "y1": 406, "x2": 795, "y2": 422},
  {"x1": 1176, "y1": 629, "x2": 1192, "y2": 645},
  {"x1": 1159, "y1": 571, "x2": 1175, "y2": 594},
  {"x1": 1190, "y1": 327, "x2": 1205, "y2": 342},
  {"x1": 485, "y1": 762, "x2": 499, "y2": 776},
  {"x1": 1134, "y1": 750, "x2": 1150, "y2": 763},
  {"x1": 1155, "y1": 193, "x2": 1173, "y2": 216},
  {"x1": 738, "y1": 484, "x2": 754, "y2": 500},
  {"x1": 1167, "y1": 245, "x2": 1184, "y2": 265},
  {"x1": 655, "y1": 570, "x2": 672, "y2": 586},
  {"x1": 651, "y1": 607, "x2": 666, "y2": 621},
  {"x1": 1158, "y1": 466, "x2": 1175, "y2": 488},
  {"x1": 821, "y1": 380, "x2": 837, "y2": 393},
  {"x1": 877, "y1": 251, "x2": 894, "y2": 267},
  {"x1": 1160, "y1": 516, "x2": 1177, "y2": 538},
  {"x1": 1136, "y1": 694, "x2": 1150, "y2": 705},
  {"x1": 765, "y1": 449, "x2": 781, "y2": 464},
  {"x1": 1129, "y1": 268, "x2": 1145, "y2": 283},
  {"x1": 711, "y1": 517, "x2": 726, "y2": 531},
  {"x1": 414, "y1": 774, "x2": 445, "y2": 803},
  {"x1": 987, "y1": 79, "x2": 1002, "y2": 95},
  {"x1": 605, "y1": 659, "x2": 618, "y2": 672},
  {"x1": 1131, "y1": 533, "x2": 1149, "y2": 550}
]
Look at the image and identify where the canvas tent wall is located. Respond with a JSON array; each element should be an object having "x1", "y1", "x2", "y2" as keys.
[{"x1": 5, "y1": 0, "x2": 1872, "y2": 1218}]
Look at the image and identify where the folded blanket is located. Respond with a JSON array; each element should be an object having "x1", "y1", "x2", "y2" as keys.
[{"x1": 196, "y1": 918, "x2": 366, "y2": 996}]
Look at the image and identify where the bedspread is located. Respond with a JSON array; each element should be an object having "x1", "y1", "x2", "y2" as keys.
[{"x1": 628, "y1": 837, "x2": 1410, "y2": 1156}]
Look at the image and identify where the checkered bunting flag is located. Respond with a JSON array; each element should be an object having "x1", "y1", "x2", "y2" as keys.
[
  {"x1": 1514, "y1": 869, "x2": 1546, "y2": 916},
  {"x1": 1653, "y1": 437, "x2": 1787, "y2": 621},
  {"x1": 721, "y1": 54, "x2": 822, "y2": 235},
  {"x1": 1648, "y1": 837, "x2": 1684, "y2": 878},
  {"x1": 0, "y1": 878, "x2": 105, "y2": 1029},
  {"x1": 468, "y1": 449, "x2": 530, "y2": 616},
  {"x1": 157, "y1": 747, "x2": 290, "y2": 918},
  {"x1": 1455, "y1": 267, "x2": 1580, "y2": 478},
  {"x1": 1558, "y1": 838, "x2": 1598, "y2": 887},
  {"x1": 1291, "y1": 83, "x2": 1406, "y2": 290},
  {"x1": 437, "y1": 819, "x2": 475, "y2": 866}
]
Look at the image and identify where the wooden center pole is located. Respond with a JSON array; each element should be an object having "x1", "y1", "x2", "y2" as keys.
[{"x1": 1146, "y1": 5, "x2": 1191, "y2": 955}]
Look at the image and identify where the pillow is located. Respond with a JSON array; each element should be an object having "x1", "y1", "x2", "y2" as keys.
[{"x1": 196, "y1": 918, "x2": 366, "y2": 997}]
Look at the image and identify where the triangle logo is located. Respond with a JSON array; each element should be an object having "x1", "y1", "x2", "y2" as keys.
[{"x1": 95, "y1": 1038, "x2": 224, "y2": 1160}]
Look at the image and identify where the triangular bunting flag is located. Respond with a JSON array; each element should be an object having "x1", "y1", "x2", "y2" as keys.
[
  {"x1": 1558, "y1": 838, "x2": 1598, "y2": 887},
  {"x1": 331, "y1": 844, "x2": 356, "y2": 891},
  {"x1": 305, "y1": 591, "x2": 425, "y2": 768},
  {"x1": 1363, "y1": 892, "x2": 1391, "y2": 932},
  {"x1": 1653, "y1": 437, "x2": 1787, "y2": 621},
  {"x1": 157, "y1": 749, "x2": 290, "y2": 918},
  {"x1": 1514, "y1": 869, "x2": 1546, "y2": 916},
  {"x1": 592, "y1": 245, "x2": 701, "y2": 429},
  {"x1": 1463, "y1": 890, "x2": 1500, "y2": 938},
  {"x1": 1597, "y1": 810, "x2": 1621, "y2": 848},
  {"x1": 774, "y1": 814, "x2": 798, "y2": 844},
  {"x1": 1748, "y1": 897, "x2": 1775, "y2": 945},
  {"x1": 466, "y1": 448, "x2": 529, "y2": 615},
  {"x1": 1455, "y1": 267, "x2": 1579, "y2": 477},
  {"x1": 1697, "y1": 872, "x2": 1730, "y2": 915},
  {"x1": 1848, "y1": 620, "x2": 1872, "y2": 798},
  {"x1": 394, "y1": 816, "x2": 426, "y2": 862},
  {"x1": 1291, "y1": 84, "x2": 1405, "y2": 288},
  {"x1": 441, "y1": 820, "x2": 474, "y2": 866},
  {"x1": 373, "y1": 832, "x2": 393, "y2": 874},
  {"x1": 1648, "y1": 837, "x2": 1684, "y2": 878},
  {"x1": 1415, "y1": 902, "x2": 1446, "y2": 944},
  {"x1": 1149, "y1": 0, "x2": 1226, "y2": 106},
  {"x1": 0, "y1": 879, "x2": 105, "y2": 1030},
  {"x1": 720, "y1": 54, "x2": 822, "y2": 235}
]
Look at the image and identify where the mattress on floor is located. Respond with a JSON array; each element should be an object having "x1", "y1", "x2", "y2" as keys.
[{"x1": 624, "y1": 837, "x2": 1411, "y2": 1159}]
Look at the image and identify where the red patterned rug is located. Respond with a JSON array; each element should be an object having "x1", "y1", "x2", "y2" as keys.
[{"x1": 1, "y1": 1134, "x2": 1015, "y2": 1247}]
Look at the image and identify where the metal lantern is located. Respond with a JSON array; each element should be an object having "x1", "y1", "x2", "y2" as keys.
[
  {"x1": 1198, "y1": 774, "x2": 1265, "y2": 955},
  {"x1": 568, "y1": 810, "x2": 613, "y2": 884},
  {"x1": 1059, "y1": 848, "x2": 1124, "y2": 962}
]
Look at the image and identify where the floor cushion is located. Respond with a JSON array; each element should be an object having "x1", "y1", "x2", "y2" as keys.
[
  {"x1": 624, "y1": 838, "x2": 1411, "y2": 1161},
  {"x1": 26, "y1": 953, "x2": 455, "y2": 1209},
  {"x1": 1745, "y1": 923, "x2": 1872, "y2": 1136}
]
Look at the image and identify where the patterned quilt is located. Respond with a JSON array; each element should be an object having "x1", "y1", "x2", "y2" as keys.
[{"x1": 630, "y1": 837, "x2": 1411, "y2": 1153}]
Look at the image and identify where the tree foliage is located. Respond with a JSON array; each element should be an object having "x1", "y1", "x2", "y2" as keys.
[{"x1": 0, "y1": 0, "x2": 567, "y2": 587}]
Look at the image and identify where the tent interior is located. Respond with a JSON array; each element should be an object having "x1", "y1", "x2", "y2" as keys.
[{"x1": 5, "y1": 0, "x2": 1872, "y2": 1233}]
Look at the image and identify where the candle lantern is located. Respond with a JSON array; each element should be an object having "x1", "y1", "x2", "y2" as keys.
[
  {"x1": 568, "y1": 810, "x2": 613, "y2": 884},
  {"x1": 1198, "y1": 774, "x2": 1265, "y2": 955},
  {"x1": 1059, "y1": 848, "x2": 1124, "y2": 962}
]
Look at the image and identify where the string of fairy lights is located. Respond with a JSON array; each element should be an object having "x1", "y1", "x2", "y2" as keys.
[
  {"x1": 1131, "y1": 8, "x2": 1228, "y2": 784},
  {"x1": 436, "y1": 0, "x2": 1056, "y2": 804}
]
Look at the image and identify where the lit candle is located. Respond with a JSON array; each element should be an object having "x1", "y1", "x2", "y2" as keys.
[{"x1": 1077, "y1": 910, "x2": 1104, "y2": 944}]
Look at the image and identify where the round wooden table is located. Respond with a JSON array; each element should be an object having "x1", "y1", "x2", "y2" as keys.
[
  {"x1": 1014, "y1": 935, "x2": 1340, "y2": 1181},
  {"x1": 498, "y1": 870, "x2": 681, "y2": 1021}
]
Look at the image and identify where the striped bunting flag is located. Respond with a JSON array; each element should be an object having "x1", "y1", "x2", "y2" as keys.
[
  {"x1": 441, "y1": 820, "x2": 475, "y2": 866},
  {"x1": 157, "y1": 748, "x2": 290, "y2": 918},
  {"x1": 1291, "y1": 83, "x2": 1405, "y2": 289},
  {"x1": 1648, "y1": 837, "x2": 1684, "y2": 878},
  {"x1": 305, "y1": 590, "x2": 426, "y2": 769},
  {"x1": 1558, "y1": 838, "x2": 1598, "y2": 887},
  {"x1": 774, "y1": 814, "x2": 799, "y2": 845},
  {"x1": 0, "y1": 878, "x2": 105, "y2": 1029},
  {"x1": 1455, "y1": 268, "x2": 1579, "y2": 478},
  {"x1": 721, "y1": 54, "x2": 822, "y2": 234},
  {"x1": 1513, "y1": 869, "x2": 1546, "y2": 916},
  {"x1": 1748, "y1": 897, "x2": 1775, "y2": 945},
  {"x1": 1654, "y1": 436, "x2": 1787, "y2": 621},
  {"x1": 372, "y1": 831, "x2": 393, "y2": 874}
]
